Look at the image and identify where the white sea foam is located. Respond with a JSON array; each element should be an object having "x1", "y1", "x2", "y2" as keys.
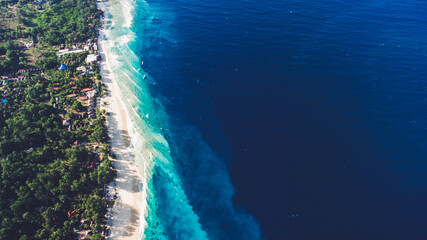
[
  {"x1": 99, "y1": 0, "x2": 151, "y2": 237},
  {"x1": 100, "y1": 0, "x2": 213, "y2": 238},
  {"x1": 121, "y1": 0, "x2": 136, "y2": 28}
]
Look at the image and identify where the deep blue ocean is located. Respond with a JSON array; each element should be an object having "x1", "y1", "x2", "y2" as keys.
[{"x1": 130, "y1": 0, "x2": 427, "y2": 239}]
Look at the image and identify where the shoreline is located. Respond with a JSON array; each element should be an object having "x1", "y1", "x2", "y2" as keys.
[{"x1": 97, "y1": 1, "x2": 144, "y2": 239}]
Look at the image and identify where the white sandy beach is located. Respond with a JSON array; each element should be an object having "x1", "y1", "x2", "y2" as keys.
[{"x1": 98, "y1": 1, "x2": 143, "y2": 239}]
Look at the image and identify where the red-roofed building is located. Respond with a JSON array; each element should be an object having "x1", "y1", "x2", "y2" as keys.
[
  {"x1": 87, "y1": 162, "x2": 95, "y2": 170},
  {"x1": 67, "y1": 209, "x2": 77, "y2": 219},
  {"x1": 66, "y1": 94, "x2": 77, "y2": 98},
  {"x1": 78, "y1": 96, "x2": 89, "y2": 101},
  {"x1": 82, "y1": 88, "x2": 94, "y2": 92}
]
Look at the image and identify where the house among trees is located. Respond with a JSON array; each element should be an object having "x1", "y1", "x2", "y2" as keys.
[
  {"x1": 26, "y1": 147, "x2": 34, "y2": 154},
  {"x1": 3, "y1": 75, "x2": 29, "y2": 83},
  {"x1": 76, "y1": 229, "x2": 93, "y2": 240},
  {"x1": 77, "y1": 66, "x2": 87, "y2": 73},
  {"x1": 85, "y1": 54, "x2": 98, "y2": 65},
  {"x1": 62, "y1": 119, "x2": 71, "y2": 127},
  {"x1": 58, "y1": 64, "x2": 68, "y2": 71}
]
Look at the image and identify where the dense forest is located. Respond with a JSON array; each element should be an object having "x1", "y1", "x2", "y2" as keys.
[
  {"x1": 0, "y1": 42, "x2": 23, "y2": 73},
  {"x1": 36, "y1": 0, "x2": 101, "y2": 45},
  {"x1": 0, "y1": 0, "x2": 114, "y2": 239}
]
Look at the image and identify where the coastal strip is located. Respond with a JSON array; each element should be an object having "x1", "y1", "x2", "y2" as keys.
[{"x1": 97, "y1": 1, "x2": 144, "y2": 239}]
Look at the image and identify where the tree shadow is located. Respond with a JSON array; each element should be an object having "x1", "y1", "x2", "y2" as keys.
[
  {"x1": 106, "y1": 111, "x2": 142, "y2": 193},
  {"x1": 106, "y1": 203, "x2": 140, "y2": 240}
]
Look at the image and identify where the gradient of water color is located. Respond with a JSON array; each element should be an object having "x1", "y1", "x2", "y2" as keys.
[{"x1": 105, "y1": 0, "x2": 427, "y2": 239}]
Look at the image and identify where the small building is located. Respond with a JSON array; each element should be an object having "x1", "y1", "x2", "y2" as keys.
[
  {"x1": 26, "y1": 147, "x2": 34, "y2": 154},
  {"x1": 86, "y1": 92, "x2": 95, "y2": 98},
  {"x1": 76, "y1": 66, "x2": 87, "y2": 72},
  {"x1": 66, "y1": 94, "x2": 77, "y2": 98},
  {"x1": 1, "y1": 76, "x2": 8, "y2": 86},
  {"x1": 58, "y1": 64, "x2": 68, "y2": 71},
  {"x1": 78, "y1": 96, "x2": 89, "y2": 101},
  {"x1": 58, "y1": 48, "x2": 69, "y2": 53},
  {"x1": 67, "y1": 209, "x2": 77, "y2": 219},
  {"x1": 82, "y1": 88, "x2": 94, "y2": 92},
  {"x1": 62, "y1": 119, "x2": 71, "y2": 127},
  {"x1": 85, "y1": 54, "x2": 98, "y2": 64},
  {"x1": 76, "y1": 230, "x2": 93, "y2": 240}
]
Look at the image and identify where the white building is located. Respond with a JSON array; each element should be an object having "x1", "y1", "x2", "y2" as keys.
[{"x1": 85, "y1": 54, "x2": 98, "y2": 64}]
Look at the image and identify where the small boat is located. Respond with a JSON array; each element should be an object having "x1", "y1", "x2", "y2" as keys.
[
  {"x1": 138, "y1": 68, "x2": 141, "y2": 71},
  {"x1": 141, "y1": 60, "x2": 144, "y2": 66},
  {"x1": 143, "y1": 75, "x2": 146, "y2": 80}
]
